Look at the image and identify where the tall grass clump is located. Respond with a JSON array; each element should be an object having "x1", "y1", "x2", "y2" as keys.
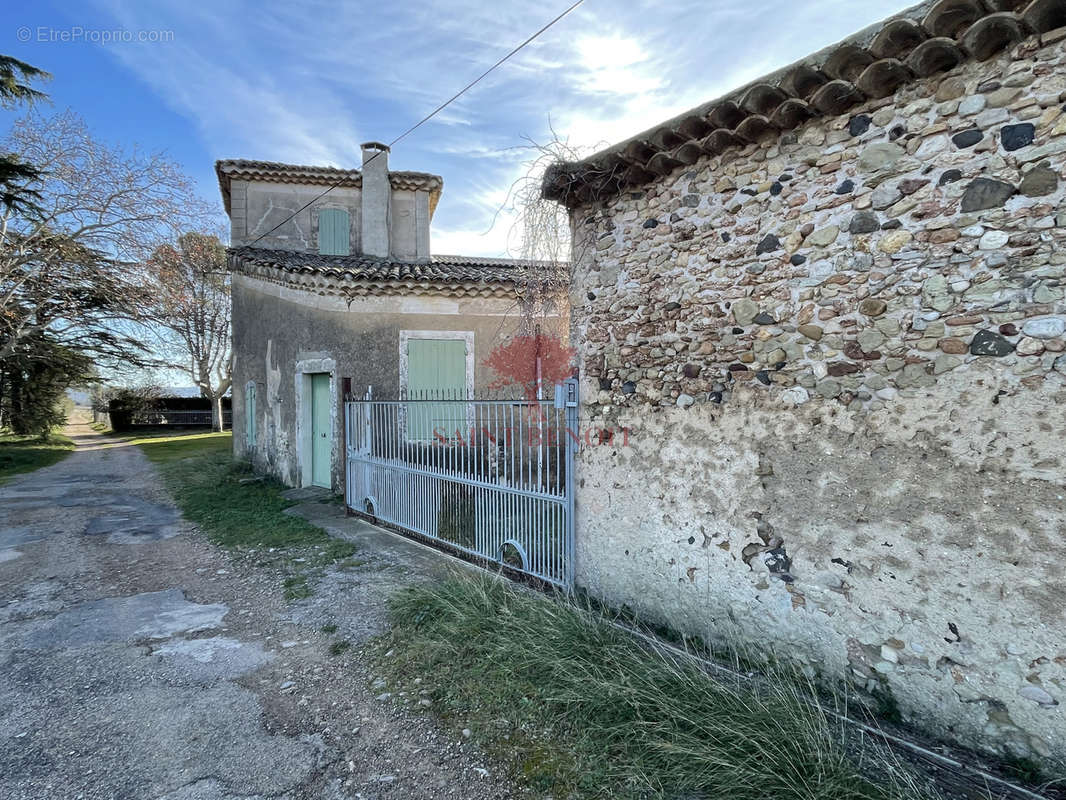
[{"x1": 381, "y1": 572, "x2": 939, "y2": 800}]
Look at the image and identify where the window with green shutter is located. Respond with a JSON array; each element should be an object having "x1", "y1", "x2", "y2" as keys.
[
  {"x1": 318, "y1": 208, "x2": 350, "y2": 255},
  {"x1": 405, "y1": 338, "x2": 467, "y2": 441},
  {"x1": 245, "y1": 381, "x2": 256, "y2": 447}
]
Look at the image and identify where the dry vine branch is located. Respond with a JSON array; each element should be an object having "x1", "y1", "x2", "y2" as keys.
[{"x1": 490, "y1": 124, "x2": 602, "y2": 340}]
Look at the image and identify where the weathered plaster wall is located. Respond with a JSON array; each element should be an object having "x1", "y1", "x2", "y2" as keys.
[
  {"x1": 231, "y1": 180, "x2": 429, "y2": 259},
  {"x1": 231, "y1": 274, "x2": 532, "y2": 491},
  {"x1": 230, "y1": 180, "x2": 363, "y2": 251},
  {"x1": 567, "y1": 34, "x2": 1066, "y2": 763},
  {"x1": 390, "y1": 189, "x2": 430, "y2": 260}
]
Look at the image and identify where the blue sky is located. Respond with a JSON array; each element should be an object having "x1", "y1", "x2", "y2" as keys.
[{"x1": 5, "y1": 0, "x2": 912, "y2": 258}]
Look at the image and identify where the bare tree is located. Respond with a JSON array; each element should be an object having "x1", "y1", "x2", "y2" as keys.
[
  {"x1": 0, "y1": 111, "x2": 206, "y2": 366},
  {"x1": 143, "y1": 233, "x2": 232, "y2": 431}
]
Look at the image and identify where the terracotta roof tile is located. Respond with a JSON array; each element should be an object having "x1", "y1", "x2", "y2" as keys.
[
  {"x1": 228, "y1": 246, "x2": 565, "y2": 291},
  {"x1": 215, "y1": 159, "x2": 443, "y2": 214}
]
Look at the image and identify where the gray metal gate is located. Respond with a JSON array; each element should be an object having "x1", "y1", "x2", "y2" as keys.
[{"x1": 344, "y1": 380, "x2": 578, "y2": 588}]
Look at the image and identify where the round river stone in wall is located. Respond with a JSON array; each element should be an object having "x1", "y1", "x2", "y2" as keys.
[
  {"x1": 952, "y1": 129, "x2": 983, "y2": 149},
  {"x1": 1019, "y1": 685, "x2": 1057, "y2": 706},
  {"x1": 878, "y1": 230, "x2": 912, "y2": 253},
  {"x1": 858, "y1": 142, "x2": 905, "y2": 172},
  {"x1": 1000, "y1": 123, "x2": 1035, "y2": 152},
  {"x1": 960, "y1": 178, "x2": 1016, "y2": 213},
  {"x1": 732, "y1": 298, "x2": 759, "y2": 326},
  {"x1": 849, "y1": 114, "x2": 872, "y2": 136},
  {"x1": 1016, "y1": 337, "x2": 1045, "y2": 356},
  {"x1": 858, "y1": 298, "x2": 887, "y2": 317},
  {"x1": 1022, "y1": 318, "x2": 1066, "y2": 339},
  {"x1": 806, "y1": 226, "x2": 840, "y2": 247},
  {"x1": 849, "y1": 212, "x2": 880, "y2": 234},
  {"x1": 958, "y1": 95, "x2": 986, "y2": 115},
  {"x1": 970, "y1": 329, "x2": 1015, "y2": 356},
  {"x1": 939, "y1": 169, "x2": 963, "y2": 185},
  {"x1": 1019, "y1": 167, "x2": 1059, "y2": 197},
  {"x1": 979, "y1": 230, "x2": 1009, "y2": 249},
  {"x1": 871, "y1": 183, "x2": 901, "y2": 209},
  {"x1": 756, "y1": 234, "x2": 781, "y2": 255}
]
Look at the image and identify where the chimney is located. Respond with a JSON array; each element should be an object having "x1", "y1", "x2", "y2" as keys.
[{"x1": 360, "y1": 142, "x2": 390, "y2": 258}]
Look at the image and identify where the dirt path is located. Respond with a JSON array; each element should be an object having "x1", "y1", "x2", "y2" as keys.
[{"x1": 0, "y1": 423, "x2": 520, "y2": 800}]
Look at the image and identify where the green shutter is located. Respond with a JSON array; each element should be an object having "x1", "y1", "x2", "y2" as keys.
[
  {"x1": 407, "y1": 338, "x2": 467, "y2": 440},
  {"x1": 318, "y1": 208, "x2": 350, "y2": 255},
  {"x1": 245, "y1": 382, "x2": 256, "y2": 447}
]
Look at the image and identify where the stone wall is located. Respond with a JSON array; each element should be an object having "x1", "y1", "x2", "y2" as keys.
[{"x1": 566, "y1": 33, "x2": 1066, "y2": 763}]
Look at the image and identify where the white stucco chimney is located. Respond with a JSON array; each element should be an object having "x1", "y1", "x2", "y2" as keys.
[{"x1": 360, "y1": 142, "x2": 390, "y2": 258}]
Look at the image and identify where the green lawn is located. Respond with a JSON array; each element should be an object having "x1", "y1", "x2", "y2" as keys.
[
  {"x1": 378, "y1": 574, "x2": 941, "y2": 800},
  {"x1": 137, "y1": 431, "x2": 357, "y2": 592},
  {"x1": 0, "y1": 432, "x2": 75, "y2": 485}
]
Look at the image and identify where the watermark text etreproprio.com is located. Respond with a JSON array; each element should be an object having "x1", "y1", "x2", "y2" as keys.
[{"x1": 17, "y1": 26, "x2": 175, "y2": 44}]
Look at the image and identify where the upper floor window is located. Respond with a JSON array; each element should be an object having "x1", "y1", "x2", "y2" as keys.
[{"x1": 318, "y1": 208, "x2": 350, "y2": 255}]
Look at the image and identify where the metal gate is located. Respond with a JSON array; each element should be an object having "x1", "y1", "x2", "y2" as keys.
[{"x1": 344, "y1": 380, "x2": 578, "y2": 588}]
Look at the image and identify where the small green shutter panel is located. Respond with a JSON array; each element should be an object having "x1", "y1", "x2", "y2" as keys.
[
  {"x1": 318, "y1": 208, "x2": 350, "y2": 255},
  {"x1": 245, "y1": 382, "x2": 256, "y2": 447},
  {"x1": 407, "y1": 339, "x2": 467, "y2": 440}
]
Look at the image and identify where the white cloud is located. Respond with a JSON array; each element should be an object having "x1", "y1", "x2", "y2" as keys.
[
  {"x1": 79, "y1": 0, "x2": 917, "y2": 257},
  {"x1": 430, "y1": 223, "x2": 515, "y2": 258},
  {"x1": 572, "y1": 34, "x2": 663, "y2": 96}
]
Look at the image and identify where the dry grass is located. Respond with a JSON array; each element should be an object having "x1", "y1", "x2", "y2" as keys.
[{"x1": 378, "y1": 572, "x2": 941, "y2": 800}]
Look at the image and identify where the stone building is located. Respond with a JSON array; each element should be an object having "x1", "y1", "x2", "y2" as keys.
[
  {"x1": 219, "y1": 144, "x2": 561, "y2": 491},
  {"x1": 543, "y1": 0, "x2": 1066, "y2": 766}
]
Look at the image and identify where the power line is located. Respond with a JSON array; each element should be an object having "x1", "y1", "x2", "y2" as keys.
[{"x1": 246, "y1": 0, "x2": 585, "y2": 249}]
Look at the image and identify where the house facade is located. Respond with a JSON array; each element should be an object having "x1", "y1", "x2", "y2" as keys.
[
  {"x1": 545, "y1": 0, "x2": 1066, "y2": 766},
  {"x1": 220, "y1": 145, "x2": 563, "y2": 491}
]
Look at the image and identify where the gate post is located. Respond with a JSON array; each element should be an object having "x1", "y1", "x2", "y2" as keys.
[
  {"x1": 341, "y1": 377, "x2": 352, "y2": 516},
  {"x1": 563, "y1": 377, "x2": 579, "y2": 590}
]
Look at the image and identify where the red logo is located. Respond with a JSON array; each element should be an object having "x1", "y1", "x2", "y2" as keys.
[{"x1": 482, "y1": 332, "x2": 576, "y2": 405}]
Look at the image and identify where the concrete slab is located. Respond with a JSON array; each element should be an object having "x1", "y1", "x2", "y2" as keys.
[
  {"x1": 151, "y1": 636, "x2": 274, "y2": 680},
  {"x1": 288, "y1": 501, "x2": 472, "y2": 576},
  {"x1": 15, "y1": 589, "x2": 227, "y2": 650},
  {"x1": 82, "y1": 494, "x2": 183, "y2": 542},
  {"x1": 0, "y1": 681, "x2": 319, "y2": 799},
  {"x1": 0, "y1": 527, "x2": 46, "y2": 549},
  {"x1": 280, "y1": 486, "x2": 332, "y2": 503}
]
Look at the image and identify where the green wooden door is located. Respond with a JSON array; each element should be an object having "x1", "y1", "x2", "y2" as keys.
[
  {"x1": 407, "y1": 339, "x2": 467, "y2": 440},
  {"x1": 311, "y1": 373, "x2": 332, "y2": 488}
]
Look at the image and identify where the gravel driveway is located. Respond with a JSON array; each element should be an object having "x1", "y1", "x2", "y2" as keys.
[{"x1": 0, "y1": 423, "x2": 521, "y2": 800}]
